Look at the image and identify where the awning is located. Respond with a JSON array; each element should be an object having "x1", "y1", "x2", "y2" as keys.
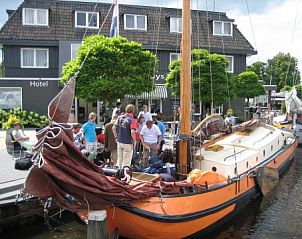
[{"x1": 126, "y1": 84, "x2": 168, "y2": 99}]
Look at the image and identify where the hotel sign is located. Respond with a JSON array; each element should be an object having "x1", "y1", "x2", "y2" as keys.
[{"x1": 29, "y1": 81, "x2": 49, "y2": 87}]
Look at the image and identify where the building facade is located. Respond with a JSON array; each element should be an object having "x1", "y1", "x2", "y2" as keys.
[{"x1": 0, "y1": 0, "x2": 256, "y2": 122}]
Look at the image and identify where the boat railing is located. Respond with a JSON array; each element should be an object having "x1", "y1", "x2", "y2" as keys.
[
  {"x1": 253, "y1": 131, "x2": 273, "y2": 146},
  {"x1": 224, "y1": 148, "x2": 248, "y2": 161}
]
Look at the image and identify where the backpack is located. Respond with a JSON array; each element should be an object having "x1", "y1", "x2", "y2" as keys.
[{"x1": 15, "y1": 154, "x2": 33, "y2": 170}]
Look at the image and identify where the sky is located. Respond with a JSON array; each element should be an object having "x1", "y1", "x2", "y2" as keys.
[{"x1": 0, "y1": 0, "x2": 301, "y2": 70}]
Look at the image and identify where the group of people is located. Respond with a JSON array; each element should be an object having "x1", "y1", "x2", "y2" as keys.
[{"x1": 72, "y1": 103, "x2": 166, "y2": 170}]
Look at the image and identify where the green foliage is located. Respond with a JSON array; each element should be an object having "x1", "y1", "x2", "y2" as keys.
[
  {"x1": 248, "y1": 53, "x2": 300, "y2": 91},
  {"x1": 166, "y1": 49, "x2": 231, "y2": 106},
  {"x1": 233, "y1": 71, "x2": 265, "y2": 102},
  {"x1": 0, "y1": 62, "x2": 4, "y2": 77},
  {"x1": 281, "y1": 84, "x2": 302, "y2": 99},
  {"x1": 0, "y1": 108, "x2": 49, "y2": 129},
  {"x1": 247, "y1": 61, "x2": 267, "y2": 83},
  {"x1": 61, "y1": 35, "x2": 157, "y2": 103}
]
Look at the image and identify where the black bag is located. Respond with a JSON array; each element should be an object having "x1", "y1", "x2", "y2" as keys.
[{"x1": 15, "y1": 154, "x2": 33, "y2": 170}]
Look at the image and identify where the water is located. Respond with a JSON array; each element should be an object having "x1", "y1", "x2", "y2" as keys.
[{"x1": 2, "y1": 148, "x2": 302, "y2": 239}]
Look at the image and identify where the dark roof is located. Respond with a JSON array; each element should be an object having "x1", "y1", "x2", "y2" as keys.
[{"x1": 0, "y1": 0, "x2": 256, "y2": 55}]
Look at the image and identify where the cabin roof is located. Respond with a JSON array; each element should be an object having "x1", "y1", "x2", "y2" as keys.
[{"x1": 0, "y1": 0, "x2": 256, "y2": 55}]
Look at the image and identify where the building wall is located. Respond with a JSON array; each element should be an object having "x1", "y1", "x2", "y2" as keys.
[
  {"x1": 0, "y1": 78, "x2": 61, "y2": 115},
  {"x1": 3, "y1": 45, "x2": 59, "y2": 78}
]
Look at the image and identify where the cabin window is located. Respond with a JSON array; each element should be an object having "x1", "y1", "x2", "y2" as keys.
[
  {"x1": 170, "y1": 53, "x2": 181, "y2": 63},
  {"x1": 256, "y1": 156, "x2": 258, "y2": 162},
  {"x1": 71, "y1": 44, "x2": 81, "y2": 60},
  {"x1": 246, "y1": 161, "x2": 249, "y2": 168},
  {"x1": 224, "y1": 55, "x2": 234, "y2": 73},
  {"x1": 271, "y1": 145, "x2": 273, "y2": 151},
  {"x1": 124, "y1": 14, "x2": 147, "y2": 30},
  {"x1": 75, "y1": 11, "x2": 99, "y2": 28},
  {"x1": 234, "y1": 167, "x2": 237, "y2": 174},
  {"x1": 21, "y1": 48, "x2": 49, "y2": 68},
  {"x1": 22, "y1": 8, "x2": 48, "y2": 26},
  {"x1": 278, "y1": 140, "x2": 280, "y2": 145},
  {"x1": 213, "y1": 20, "x2": 232, "y2": 36},
  {"x1": 263, "y1": 150, "x2": 266, "y2": 157},
  {"x1": 170, "y1": 17, "x2": 182, "y2": 33}
]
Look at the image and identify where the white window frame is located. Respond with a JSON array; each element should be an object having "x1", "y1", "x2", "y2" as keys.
[
  {"x1": 75, "y1": 11, "x2": 99, "y2": 29},
  {"x1": 71, "y1": 44, "x2": 81, "y2": 60},
  {"x1": 124, "y1": 14, "x2": 147, "y2": 31},
  {"x1": 22, "y1": 8, "x2": 49, "y2": 26},
  {"x1": 21, "y1": 48, "x2": 49, "y2": 68},
  {"x1": 170, "y1": 53, "x2": 181, "y2": 63},
  {"x1": 225, "y1": 55, "x2": 234, "y2": 73},
  {"x1": 170, "y1": 17, "x2": 182, "y2": 33},
  {"x1": 0, "y1": 87, "x2": 22, "y2": 110},
  {"x1": 213, "y1": 20, "x2": 233, "y2": 36}
]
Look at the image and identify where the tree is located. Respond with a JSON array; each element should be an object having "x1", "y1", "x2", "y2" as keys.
[
  {"x1": 247, "y1": 61, "x2": 267, "y2": 83},
  {"x1": 61, "y1": 35, "x2": 157, "y2": 103},
  {"x1": 233, "y1": 71, "x2": 265, "y2": 105},
  {"x1": 166, "y1": 49, "x2": 231, "y2": 107},
  {"x1": 266, "y1": 52, "x2": 300, "y2": 90}
]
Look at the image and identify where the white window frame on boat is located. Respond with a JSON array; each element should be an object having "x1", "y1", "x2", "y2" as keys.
[
  {"x1": 124, "y1": 14, "x2": 147, "y2": 31},
  {"x1": 22, "y1": 8, "x2": 49, "y2": 26},
  {"x1": 224, "y1": 55, "x2": 234, "y2": 73},
  {"x1": 170, "y1": 53, "x2": 181, "y2": 63},
  {"x1": 71, "y1": 43, "x2": 81, "y2": 60},
  {"x1": 75, "y1": 11, "x2": 99, "y2": 29},
  {"x1": 213, "y1": 20, "x2": 233, "y2": 36},
  {"x1": 21, "y1": 48, "x2": 49, "y2": 68},
  {"x1": 170, "y1": 17, "x2": 182, "y2": 33}
]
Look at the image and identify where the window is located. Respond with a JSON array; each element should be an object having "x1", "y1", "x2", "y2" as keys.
[
  {"x1": 124, "y1": 14, "x2": 147, "y2": 30},
  {"x1": 170, "y1": 17, "x2": 182, "y2": 33},
  {"x1": 170, "y1": 53, "x2": 181, "y2": 63},
  {"x1": 0, "y1": 87, "x2": 22, "y2": 110},
  {"x1": 225, "y1": 55, "x2": 234, "y2": 73},
  {"x1": 21, "y1": 48, "x2": 49, "y2": 68},
  {"x1": 213, "y1": 20, "x2": 232, "y2": 36},
  {"x1": 22, "y1": 8, "x2": 48, "y2": 26},
  {"x1": 75, "y1": 11, "x2": 99, "y2": 28},
  {"x1": 71, "y1": 44, "x2": 81, "y2": 59}
]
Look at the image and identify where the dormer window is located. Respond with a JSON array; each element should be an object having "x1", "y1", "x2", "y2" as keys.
[
  {"x1": 124, "y1": 14, "x2": 147, "y2": 30},
  {"x1": 22, "y1": 8, "x2": 48, "y2": 26},
  {"x1": 213, "y1": 20, "x2": 232, "y2": 36},
  {"x1": 75, "y1": 11, "x2": 99, "y2": 29},
  {"x1": 170, "y1": 17, "x2": 182, "y2": 33}
]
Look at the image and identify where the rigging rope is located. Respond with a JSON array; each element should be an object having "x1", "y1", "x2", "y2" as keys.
[{"x1": 205, "y1": 0, "x2": 214, "y2": 114}]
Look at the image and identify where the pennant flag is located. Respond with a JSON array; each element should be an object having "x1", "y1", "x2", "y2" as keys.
[{"x1": 110, "y1": 0, "x2": 118, "y2": 37}]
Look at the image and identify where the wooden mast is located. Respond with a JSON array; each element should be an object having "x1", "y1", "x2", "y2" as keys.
[{"x1": 178, "y1": 0, "x2": 191, "y2": 175}]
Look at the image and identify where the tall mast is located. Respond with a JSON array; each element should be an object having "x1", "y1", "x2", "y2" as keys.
[{"x1": 178, "y1": 0, "x2": 191, "y2": 175}]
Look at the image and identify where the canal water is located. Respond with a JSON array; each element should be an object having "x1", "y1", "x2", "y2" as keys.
[{"x1": 2, "y1": 148, "x2": 302, "y2": 239}]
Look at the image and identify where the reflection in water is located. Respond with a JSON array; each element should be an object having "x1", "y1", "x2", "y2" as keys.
[{"x1": 2, "y1": 149, "x2": 302, "y2": 239}]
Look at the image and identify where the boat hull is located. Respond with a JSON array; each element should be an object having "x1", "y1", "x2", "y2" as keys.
[{"x1": 107, "y1": 140, "x2": 297, "y2": 239}]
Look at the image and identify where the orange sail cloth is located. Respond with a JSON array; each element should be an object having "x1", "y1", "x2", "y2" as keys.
[{"x1": 187, "y1": 169, "x2": 227, "y2": 186}]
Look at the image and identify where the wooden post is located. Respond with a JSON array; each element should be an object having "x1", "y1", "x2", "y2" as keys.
[
  {"x1": 178, "y1": 0, "x2": 191, "y2": 175},
  {"x1": 87, "y1": 210, "x2": 108, "y2": 239}
]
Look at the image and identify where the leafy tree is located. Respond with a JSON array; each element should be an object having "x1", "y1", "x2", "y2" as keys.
[
  {"x1": 266, "y1": 52, "x2": 300, "y2": 90},
  {"x1": 166, "y1": 49, "x2": 231, "y2": 107},
  {"x1": 233, "y1": 71, "x2": 265, "y2": 105},
  {"x1": 61, "y1": 35, "x2": 157, "y2": 103},
  {"x1": 247, "y1": 61, "x2": 267, "y2": 83}
]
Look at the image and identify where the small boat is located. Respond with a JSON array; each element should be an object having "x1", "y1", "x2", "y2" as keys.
[{"x1": 23, "y1": 1, "x2": 298, "y2": 238}]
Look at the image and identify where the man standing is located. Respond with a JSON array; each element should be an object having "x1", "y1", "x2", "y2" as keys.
[
  {"x1": 112, "y1": 102, "x2": 122, "y2": 119},
  {"x1": 82, "y1": 112, "x2": 97, "y2": 153},
  {"x1": 104, "y1": 113, "x2": 118, "y2": 166},
  {"x1": 141, "y1": 105, "x2": 152, "y2": 122},
  {"x1": 140, "y1": 120, "x2": 162, "y2": 167},
  {"x1": 112, "y1": 104, "x2": 138, "y2": 168}
]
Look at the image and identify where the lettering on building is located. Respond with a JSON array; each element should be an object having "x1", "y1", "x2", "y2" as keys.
[{"x1": 29, "y1": 81, "x2": 49, "y2": 87}]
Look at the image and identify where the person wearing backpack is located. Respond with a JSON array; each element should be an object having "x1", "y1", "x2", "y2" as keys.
[{"x1": 112, "y1": 104, "x2": 138, "y2": 168}]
